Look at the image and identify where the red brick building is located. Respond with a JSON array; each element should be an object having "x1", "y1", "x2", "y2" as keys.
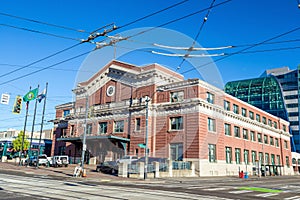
[{"x1": 51, "y1": 60, "x2": 293, "y2": 176}]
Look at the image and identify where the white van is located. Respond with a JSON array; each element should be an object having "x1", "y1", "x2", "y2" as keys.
[{"x1": 52, "y1": 155, "x2": 69, "y2": 167}]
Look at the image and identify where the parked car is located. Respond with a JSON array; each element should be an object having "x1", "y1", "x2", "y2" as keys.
[
  {"x1": 24, "y1": 154, "x2": 48, "y2": 166},
  {"x1": 52, "y1": 155, "x2": 69, "y2": 167},
  {"x1": 96, "y1": 161, "x2": 118, "y2": 174},
  {"x1": 116, "y1": 155, "x2": 138, "y2": 164}
]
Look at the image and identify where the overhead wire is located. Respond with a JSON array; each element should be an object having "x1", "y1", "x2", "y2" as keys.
[
  {"x1": 180, "y1": 26, "x2": 300, "y2": 75},
  {"x1": 0, "y1": 11, "x2": 87, "y2": 33},
  {"x1": 0, "y1": 23, "x2": 82, "y2": 41}
]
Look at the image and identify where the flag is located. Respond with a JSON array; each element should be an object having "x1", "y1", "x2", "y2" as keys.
[
  {"x1": 23, "y1": 88, "x2": 38, "y2": 102},
  {"x1": 1, "y1": 93, "x2": 10, "y2": 105},
  {"x1": 12, "y1": 95, "x2": 22, "y2": 114},
  {"x1": 37, "y1": 88, "x2": 46, "y2": 103}
]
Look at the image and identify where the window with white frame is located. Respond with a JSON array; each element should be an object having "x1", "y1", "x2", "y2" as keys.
[
  {"x1": 244, "y1": 149, "x2": 249, "y2": 164},
  {"x1": 249, "y1": 111, "x2": 254, "y2": 120},
  {"x1": 251, "y1": 150, "x2": 257, "y2": 163},
  {"x1": 208, "y1": 118, "x2": 216, "y2": 132},
  {"x1": 275, "y1": 138, "x2": 279, "y2": 147},
  {"x1": 225, "y1": 123, "x2": 231, "y2": 136},
  {"x1": 257, "y1": 133, "x2": 262, "y2": 143},
  {"x1": 264, "y1": 135, "x2": 268, "y2": 144},
  {"x1": 265, "y1": 153, "x2": 270, "y2": 164},
  {"x1": 208, "y1": 144, "x2": 216, "y2": 162},
  {"x1": 235, "y1": 148, "x2": 241, "y2": 164},
  {"x1": 234, "y1": 126, "x2": 240, "y2": 138},
  {"x1": 256, "y1": 114, "x2": 261, "y2": 122},
  {"x1": 225, "y1": 146, "x2": 232, "y2": 164},
  {"x1": 250, "y1": 131, "x2": 256, "y2": 141},
  {"x1": 242, "y1": 108, "x2": 247, "y2": 117},
  {"x1": 135, "y1": 118, "x2": 141, "y2": 131},
  {"x1": 224, "y1": 100, "x2": 230, "y2": 111},
  {"x1": 114, "y1": 120, "x2": 124, "y2": 133},
  {"x1": 206, "y1": 92, "x2": 215, "y2": 104},
  {"x1": 170, "y1": 116, "x2": 183, "y2": 130},
  {"x1": 243, "y1": 129, "x2": 248, "y2": 140},
  {"x1": 98, "y1": 122, "x2": 107, "y2": 134},
  {"x1": 86, "y1": 124, "x2": 92, "y2": 135},
  {"x1": 233, "y1": 104, "x2": 239, "y2": 114}
]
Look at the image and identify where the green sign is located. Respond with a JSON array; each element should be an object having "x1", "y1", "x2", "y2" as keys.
[{"x1": 138, "y1": 143, "x2": 146, "y2": 148}]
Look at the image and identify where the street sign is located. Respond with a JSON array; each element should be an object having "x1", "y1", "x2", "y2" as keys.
[{"x1": 138, "y1": 143, "x2": 146, "y2": 148}]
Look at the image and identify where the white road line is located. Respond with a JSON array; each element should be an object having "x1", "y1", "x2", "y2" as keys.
[
  {"x1": 228, "y1": 190, "x2": 253, "y2": 194},
  {"x1": 203, "y1": 188, "x2": 228, "y2": 191},
  {"x1": 284, "y1": 196, "x2": 300, "y2": 200},
  {"x1": 255, "y1": 193, "x2": 278, "y2": 197}
]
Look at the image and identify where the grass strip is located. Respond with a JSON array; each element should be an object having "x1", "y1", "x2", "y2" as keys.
[{"x1": 239, "y1": 187, "x2": 282, "y2": 193}]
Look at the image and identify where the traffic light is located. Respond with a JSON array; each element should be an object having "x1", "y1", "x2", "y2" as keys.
[{"x1": 12, "y1": 95, "x2": 22, "y2": 114}]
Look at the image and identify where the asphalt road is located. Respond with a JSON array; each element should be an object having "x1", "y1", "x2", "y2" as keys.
[{"x1": 1, "y1": 169, "x2": 300, "y2": 199}]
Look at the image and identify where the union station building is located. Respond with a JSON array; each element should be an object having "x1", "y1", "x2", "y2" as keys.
[{"x1": 51, "y1": 60, "x2": 293, "y2": 176}]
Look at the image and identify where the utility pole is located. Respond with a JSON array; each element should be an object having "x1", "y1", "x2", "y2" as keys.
[{"x1": 144, "y1": 97, "x2": 150, "y2": 180}]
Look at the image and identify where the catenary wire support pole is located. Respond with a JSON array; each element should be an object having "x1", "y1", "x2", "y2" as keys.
[
  {"x1": 28, "y1": 85, "x2": 39, "y2": 165},
  {"x1": 80, "y1": 93, "x2": 89, "y2": 171},
  {"x1": 144, "y1": 97, "x2": 150, "y2": 180},
  {"x1": 37, "y1": 82, "x2": 48, "y2": 168},
  {"x1": 20, "y1": 87, "x2": 31, "y2": 166}
]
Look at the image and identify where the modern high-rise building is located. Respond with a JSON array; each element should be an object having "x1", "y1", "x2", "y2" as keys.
[{"x1": 225, "y1": 66, "x2": 300, "y2": 152}]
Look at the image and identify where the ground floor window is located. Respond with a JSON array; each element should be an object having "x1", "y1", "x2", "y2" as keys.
[
  {"x1": 225, "y1": 147, "x2": 232, "y2": 163},
  {"x1": 170, "y1": 143, "x2": 183, "y2": 161},
  {"x1": 208, "y1": 144, "x2": 216, "y2": 162}
]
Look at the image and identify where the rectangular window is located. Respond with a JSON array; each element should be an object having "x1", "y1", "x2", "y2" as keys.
[
  {"x1": 251, "y1": 151, "x2": 257, "y2": 163},
  {"x1": 244, "y1": 149, "x2": 249, "y2": 164},
  {"x1": 208, "y1": 144, "x2": 216, "y2": 163},
  {"x1": 259, "y1": 152, "x2": 264, "y2": 164},
  {"x1": 114, "y1": 120, "x2": 124, "y2": 133},
  {"x1": 86, "y1": 124, "x2": 92, "y2": 135},
  {"x1": 170, "y1": 91, "x2": 184, "y2": 102},
  {"x1": 265, "y1": 153, "x2": 270, "y2": 165},
  {"x1": 270, "y1": 137, "x2": 274, "y2": 146},
  {"x1": 273, "y1": 121, "x2": 278, "y2": 129},
  {"x1": 207, "y1": 92, "x2": 215, "y2": 104},
  {"x1": 170, "y1": 143, "x2": 183, "y2": 161},
  {"x1": 271, "y1": 154, "x2": 275, "y2": 165},
  {"x1": 233, "y1": 104, "x2": 239, "y2": 114},
  {"x1": 243, "y1": 129, "x2": 248, "y2": 140},
  {"x1": 225, "y1": 123, "x2": 231, "y2": 136},
  {"x1": 135, "y1": 118, "x2": 141, "y2": 131},
  {"x1": 275, "y1": 138, "x2": 279, "y2": 147},
  {"x1": 224, "y1": 100, "x2": 230, "y2": 111},
  {"x1": 225, "y1": 147, "x2": 232, "y2": 164},
  {"x1": 257, "y1": 133, "x2": 262, "y2": 143},
  {"x1": 284, "y1": 140, "x2": 288, "y2": 149},
  {"x1": 235, "y1": 148, "x2": 241, "y2": 164},
  {"x1": 277, "y1": 155, "x2": 281, "y2": 165},
  {"x1": 268, "y1": 119, "x2": 272, "y2": 127},
  {"x1": 262, "y1": 117, "x2": 267, "y2": 125},
  {"x1": 249, "y1": 111, "x2": 254, "y2": 120},
  {"x1": 242, "y1": 108, "x2": 247, "y2": 117},
  {"x1": 256, "y1": 114, "x2": 261, "y2": 122},
  {"x1": 234, "y1": 126, "x2": 240, "y2": 138},
  {"x1": 286, "y1": 156, "x2": 290, "y2": 167},
  {"x1": 208, "y1": 118, "x2": 216, "y2": 132},
  {"x1": 98, "y1": 122, "x2": 108, "y2": 134},
  {"x1": 250, "y1": 131, "x2": 256, "y2": 141},
  {"x1": 170, "y1": 116, "x2": 183, "y2": 130},
  {"x1": 264, "y1": 135, "x2": 268, "y2": 144},
  {"x1": 283, "y1": 124, "x2": 287, "y2": 132}
]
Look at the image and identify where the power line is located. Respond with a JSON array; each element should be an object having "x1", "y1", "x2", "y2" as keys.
[
  {"x1": 118, "y1": 0, "x2": 189, "y2": 30},
  {"x1": 0, "y1": 43, "x2": 82, "y2": 79},
  {"x1": 0, "y1": 23, "x2": 82, "y2": 41},
  {"x1": 180, "y1": 26, "x2": 300, "y2": 75},
  {"x1": 177, "y1": 0, "x2": 216, "y2": 70},
  {"x1": 0, "y1": 11, "x2": 87, "y2": 33}
]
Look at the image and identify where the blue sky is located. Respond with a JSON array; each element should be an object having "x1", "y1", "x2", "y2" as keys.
[{"x1": 0, "y1": 0, "x2": 299, "y2": 131}]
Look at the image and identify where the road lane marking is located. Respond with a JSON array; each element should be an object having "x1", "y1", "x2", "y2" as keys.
[
  {"x1": 228, "y1": 190, "x2": 253, "y2": 194},
  {"x1": 284, "y1": 196, "x2": 300, "y2": 200},
  {"x1": 255, "y1": 193, "x2": 278, "y2": 197}
]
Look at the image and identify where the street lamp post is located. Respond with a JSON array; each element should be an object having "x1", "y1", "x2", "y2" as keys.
[
  {"x1": 144, "y1": 97, "x2": 150, "y2": 179},
  {"x1": 143, "y1": 89, "x2": 164, "y2": 180}
]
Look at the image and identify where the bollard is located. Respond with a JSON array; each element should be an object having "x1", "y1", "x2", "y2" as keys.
[{"x1": 82, "y1": 169, "x2": 87, "y2": 177}]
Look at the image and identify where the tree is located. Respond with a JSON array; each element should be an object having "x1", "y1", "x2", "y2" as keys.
[{"x1": 12, "y1": 131, "x2": 29, "y2": 152}]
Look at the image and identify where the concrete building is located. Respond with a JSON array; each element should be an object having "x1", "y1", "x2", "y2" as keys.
[
  {"x1": 0, "y1": 128, "x2": 53, "y2": 159},
  {"x1": 51, "y1": 60, "x2": 293, "y2": 176}
]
